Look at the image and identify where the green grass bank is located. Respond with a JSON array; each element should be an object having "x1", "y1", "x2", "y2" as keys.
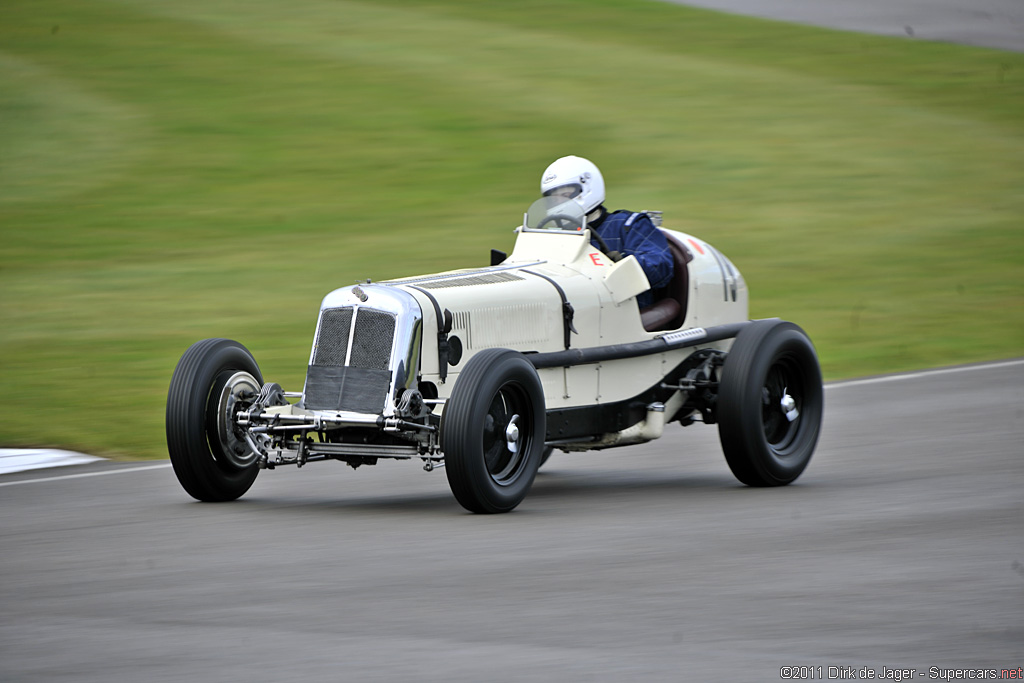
[{"x1": 2, "y1": 0, "x2": 1022, "y2": 459}]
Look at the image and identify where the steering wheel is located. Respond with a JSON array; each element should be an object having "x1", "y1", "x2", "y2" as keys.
[{"x1": 537, "y1": 214, "x2": 578, "y2": 230}]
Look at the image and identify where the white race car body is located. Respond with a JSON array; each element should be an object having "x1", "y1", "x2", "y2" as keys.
[
  {"x1": 167, "y1": 198, "x2": 821, "y2": 513},
  {"x1": 391, "y1": 225, "x2": 747, "y2": 404}
]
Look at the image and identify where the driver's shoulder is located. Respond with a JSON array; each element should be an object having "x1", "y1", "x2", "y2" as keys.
[
  {"x1": 604, "y1": 209, "x2": 639, "y2": 226},
  {"x1": 606, "y1": 209, "x2": 658, "y2": 235}
]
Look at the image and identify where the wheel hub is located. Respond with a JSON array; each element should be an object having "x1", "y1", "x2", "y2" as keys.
[
  {"x1": 215, "y1": 371, "x2": 261, "y2": 469},
  {"x1": 780, "y1": 391, "x2": 799, "y2": 422},
  {"x1": 505, "y1": 414, "x2": 521, "y2": 454},
  {"x1": 481, "y1": 385, "x2": 531, "y2": 485},
  {"x1": 761, "y1": 363, "x2": 803, "y2": 450}
]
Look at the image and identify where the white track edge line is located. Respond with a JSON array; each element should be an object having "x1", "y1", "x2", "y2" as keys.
[
  {"x1": 825, "y1": 359, "x2": 1024, "y2": 390},
  {"x1": 0, "y1": 463, "x2": 172, "y2": 487}
]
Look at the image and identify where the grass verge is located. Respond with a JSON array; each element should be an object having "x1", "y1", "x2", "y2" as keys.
[{"x1": 1, "y1": 0, "x2": 1021, "y2": 458}]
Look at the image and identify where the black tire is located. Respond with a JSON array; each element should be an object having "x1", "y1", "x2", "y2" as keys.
[
  {"x1": 717, "y1": 320, "x2": 823, "y2": 486},
  {"x1": 442, "y1": 348, "x2": 546, "y2": 513},
  {"x1": 166, "y1": 338, "x2": 263, "y2": 502},
  {"x1": 539, "y1": 446, "x2": 554, "y2": 469}
]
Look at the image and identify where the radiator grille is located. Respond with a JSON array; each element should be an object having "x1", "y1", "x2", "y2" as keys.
[
  {"x1": 304, "y1": 366, "x2": 391, "y2": 413},
  {"x1": 312, "y1": 307, "x2": 352, "y2": 367},
  {"x1": 350, "y1": 309, "x2": 396, "y2": 370},
  {"x1": 304, "y1": 305, "x2": 396, "y2": 413}
]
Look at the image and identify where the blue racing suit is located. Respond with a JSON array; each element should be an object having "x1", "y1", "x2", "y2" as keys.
[{"x1": 589, "y1": 209, "x2": 674, "y2": 309}]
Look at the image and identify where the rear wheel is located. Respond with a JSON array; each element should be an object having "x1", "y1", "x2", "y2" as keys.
[
  {"x1": 717, "y1": 320, "x2": 823, "y2": 486},
  {"x1": 442, "y1": 349, "x2": 546, "y2": 513},
  {"x1": 166, "y1": 338, "x2": 263, "y2": 501}
]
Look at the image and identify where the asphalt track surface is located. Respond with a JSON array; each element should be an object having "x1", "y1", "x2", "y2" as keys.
[
  {"x1": 5, "y1": 9, "x2": 1020, "y2": 681},
  {"x1": 663, "y1": 0, "x2": 1024, "y2": 52},
  {"x1": 2, "y1": 360, "x2": 1021, "y2": 682}
]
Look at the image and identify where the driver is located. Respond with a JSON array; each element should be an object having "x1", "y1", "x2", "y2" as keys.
[{"x1": 540, "y1": 155, "x2": 673, "y2": 308}]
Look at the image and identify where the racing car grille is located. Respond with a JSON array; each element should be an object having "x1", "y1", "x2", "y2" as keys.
[
  {"x1": 312, "y1": 307, "x2": 353, "y2": 367},
  {"x1": 304, "y1": 306, "x2": 396, "y2": 413},
  {"x1": 349, "y1": 309, "x2": 396, "y2": 371}
]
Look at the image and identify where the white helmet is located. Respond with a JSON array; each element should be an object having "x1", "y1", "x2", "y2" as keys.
[{"x1": 540, "y1": 155, "x2": 605, "y2": 215}]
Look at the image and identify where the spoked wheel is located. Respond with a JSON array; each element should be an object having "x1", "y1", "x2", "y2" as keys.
[
  {"x1": 442, "y1": 348, "x2": 546, "y2": 513},
  {"x1": 717, "y1": 320, "x2": 823, "y2": 486},
  {"x1": 166, "y1": 338, "x2": 263, "y2": 501}
]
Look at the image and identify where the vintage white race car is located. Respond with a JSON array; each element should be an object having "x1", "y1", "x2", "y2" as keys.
[{"x1": 167, "y1": 196, "x2": 823, "y2": 513}]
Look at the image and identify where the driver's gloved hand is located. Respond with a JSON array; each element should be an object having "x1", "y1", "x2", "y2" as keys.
[{"x1": 607, "y1": 251, "x2": 623, "y2": 262}]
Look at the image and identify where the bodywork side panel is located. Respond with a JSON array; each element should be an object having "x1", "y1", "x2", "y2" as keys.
[{"x1": 303, "y1": 225, "x2": 749, "y2": 424}]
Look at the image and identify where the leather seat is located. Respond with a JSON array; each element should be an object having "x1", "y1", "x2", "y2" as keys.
[
  {"x1": 640, "y1": 298, "x2": 681, "y2": 332},
  {"x1": 640, "y1": 232, "x2": 692, "y2": 332}
]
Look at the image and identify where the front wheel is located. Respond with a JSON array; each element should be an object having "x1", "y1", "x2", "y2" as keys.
[
  {"x1": 717, "y1": 320, "x2": 823, "y2": 486},
  {"x1": 442, "y1": 349, "x2": 546, "y2": 513},
  {"x1": 166, "y1": 338, "x2": 263, "y2": 501}
]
